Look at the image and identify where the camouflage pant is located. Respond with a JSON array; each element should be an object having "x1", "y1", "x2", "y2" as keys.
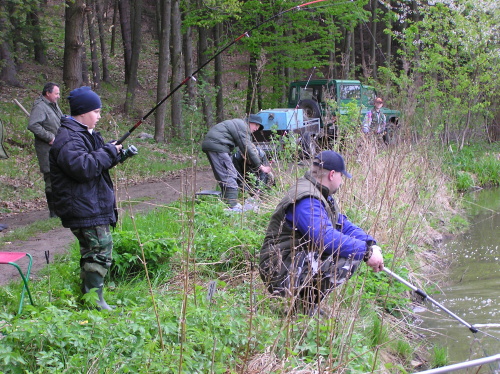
[{"x1": 71, "y1": 225, "x2": 113, "y2": 277}]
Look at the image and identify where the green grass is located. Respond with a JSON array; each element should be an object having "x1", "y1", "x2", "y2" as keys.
[
  {"x1": 443, "y1": 142, "x2": 500, "y2": 190},
  {"x1": 0, "y1": 200, "x2": 397, "y2": 373}
]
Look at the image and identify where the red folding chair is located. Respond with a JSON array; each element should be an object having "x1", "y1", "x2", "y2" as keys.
[{"x1": 0, "y1": 252, "x2": 35, "y2": 314}]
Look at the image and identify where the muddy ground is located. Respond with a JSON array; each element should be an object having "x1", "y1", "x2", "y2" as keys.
[{"x1": 0, "y1": 169, "x2": 217, "y2": 286}]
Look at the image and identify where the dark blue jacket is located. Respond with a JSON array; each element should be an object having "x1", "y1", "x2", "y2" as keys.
[
  {"x1": 49, "y1": 116, "x2": 120, "y2": 229},
  {"x1": 285, "y1": 196, "x2": 375, "y2": 260}
]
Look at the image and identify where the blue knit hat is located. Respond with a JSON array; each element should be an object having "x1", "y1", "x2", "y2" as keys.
[{"x1": 68, "y1": 86, "x2": 102, "y2": 116}]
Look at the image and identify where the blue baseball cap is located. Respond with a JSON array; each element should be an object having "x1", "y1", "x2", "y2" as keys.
[{"x1": 313, "y1": 150, "x2": 352, "y2": 178}]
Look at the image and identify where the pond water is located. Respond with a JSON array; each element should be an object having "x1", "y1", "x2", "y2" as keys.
[{"x1": 418, "y1": 187, "x2": 500, "y2": 373}]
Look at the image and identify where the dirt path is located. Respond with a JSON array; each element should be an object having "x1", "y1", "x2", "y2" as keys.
[{"x1": 0, "y1": 169, "x2": 217, "y2": 286}]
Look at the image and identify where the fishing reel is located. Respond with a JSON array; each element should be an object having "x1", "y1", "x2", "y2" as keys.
[{"x1": 119, "y1": 144, "x2": 138, "y2": 163}]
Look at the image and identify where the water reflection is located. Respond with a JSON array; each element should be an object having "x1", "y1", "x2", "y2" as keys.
[{"x1": 418, "y1": 188, "x2": 500, "y2": 373}]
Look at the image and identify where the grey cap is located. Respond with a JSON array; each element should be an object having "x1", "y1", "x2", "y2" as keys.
[{"x1": 248, "y1": 114, "x2": 263, "y2": 131}]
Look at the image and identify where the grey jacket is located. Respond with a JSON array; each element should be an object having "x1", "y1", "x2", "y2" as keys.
[
  {"x1": 28, "y1": 95, "x2": 63, "y2": 173},
  {"x1": 201, "y1": 119, "x2": 262, "y2": 168}
]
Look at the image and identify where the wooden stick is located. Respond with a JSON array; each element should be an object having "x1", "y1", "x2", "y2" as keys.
[{"x1": 13, "y1": 99, "x2": 30, "y2": 117}]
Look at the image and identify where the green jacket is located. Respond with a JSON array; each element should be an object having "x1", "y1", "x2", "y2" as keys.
[
  {"x1": 259, "y1": 172, "x2": 339, "y2": 294},
  {"x1": 201, "y1": 119, "x2": 262, "y2": 168},
  {"x1": 27, "y1": 95, "x2": 63, "y2": 173}
]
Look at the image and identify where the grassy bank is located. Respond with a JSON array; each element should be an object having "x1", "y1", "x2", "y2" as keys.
[{"x1": 3, "y1": 135, "x2": 496, "y2": 372}]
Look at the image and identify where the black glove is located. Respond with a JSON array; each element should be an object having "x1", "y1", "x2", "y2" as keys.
[{"x1": 120, "y1": 145, "x2": 138, "y2": 163}]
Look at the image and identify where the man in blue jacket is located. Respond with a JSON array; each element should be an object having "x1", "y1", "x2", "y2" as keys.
[
  {"x1": 259, "y1": 150, "x2": 384, "y2": 316},
  {"x1": 50, "y1": 87, "x2": 123, "y2": 310}
]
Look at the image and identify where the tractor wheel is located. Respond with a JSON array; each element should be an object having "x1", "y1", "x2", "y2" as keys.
[
  {"x1": 299, "y1": 131, "x2": 319, "y2": 159},
  {"x1": 298, "y1": 99, "x2": 321, "y2": 119}
]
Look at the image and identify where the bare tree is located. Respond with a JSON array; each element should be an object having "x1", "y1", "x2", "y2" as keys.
[
  {"x1": 86, "y1": 3, "x2": 101, "y2": 89},
  {"x1": 154, "y1": 0, "x2": 171, "y2": 143},
  {"x1": 370, "y1": 0, "x2": 378, "y2": 78},
  {"x1": 170, "y1": 0, "x2": 183, "y2": 138},
  {"x1": 63, "y1": 0, "x2": 85, "y2": 90},
  {"x1": 183, "y1": 20, "x2": 195, "y2": 105},
  {"x1": 124, "y1": 0, "x2": 142, "y2": 114},
  {"x1": 110, "y1": 0, "x2": 118, "y2": 56},
  {"x1": 214, "y1": 23, "x2": 224, "y2": 123},
  {"x1": 118, "y1": 0, "x2": 132, "y2": 84},
  {"x1": 94, "y1": 0, "x2": 110, "y2": 82},
  {"x1": 28, "y1": 10, "x2": 47, "y2": 64},
  {"x1": 198, "y1": 25, "x2": 213, "y2": 127}
]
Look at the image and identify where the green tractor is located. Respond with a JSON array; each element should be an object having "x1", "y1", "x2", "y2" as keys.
[{"x1": 288, "y1": 79, "x2": 400, "y2": 145}]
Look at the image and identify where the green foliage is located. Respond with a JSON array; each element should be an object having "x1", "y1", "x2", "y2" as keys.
[
  {"x1": 430, "y1": 345, "x2": 449, "y2": 368},
  {"x1": 111, "y1": 229, "x2": 180, "y2": 279},
  {"x1": 443, "y1": 142, "x2": 500, "y2": 190},
  {"x1": 392, "y1": 339, "x2": 414, "y2": 364},
  {"x1": 385, "y1": 1, "x2": 500, "y2": 143},
  {"x1": 369, "y1": 314, "x2": 389, "y2": 347}
]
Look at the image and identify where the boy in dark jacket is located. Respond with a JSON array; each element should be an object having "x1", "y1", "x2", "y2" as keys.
[{"x1": 50, "y1": 87, "x2": 122, "y2": 310}]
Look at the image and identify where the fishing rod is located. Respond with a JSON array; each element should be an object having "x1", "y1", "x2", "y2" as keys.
[
  {"x1": 117, "y1": 0, "x2": 332, "y2": 145},
  {"x1": 383, "y1": 268, "x2": 500, "y2": 342}
]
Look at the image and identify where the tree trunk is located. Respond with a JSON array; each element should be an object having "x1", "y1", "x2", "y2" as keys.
[
  {"x1": 118, "y1": 0, "x2": 132, "y2": 84},
  {"x1": 154, "y1": 0, "x2": 171, "y2": 143},
  {"x1": 63, "y1": 0, "x2": 85, "y2": 91},
  {"x1": 0, "y1": 3, "x2": 20, "y2": 86},
  {"x1": 28, "y1": 10, "x2": 47, "y2": 64},
  {"x1": 0, "y1": 41, "x2": 21, "y2": 87},
  {"x1": 182, "y1": 0, "x2": 196, "y2": 106},
  {"x1": 94, "y1": 0, "x2": 110, "y2": 82},
  {"x1": 86, "y1": 5, "x2": 101, "y2": 89},
  {"x1": 183, "y1": 22, "x2": 195, "y2": 106},
  {"x1": 214, "y1": 23, "x2": 224, "y2": 123},
  {"x1": 198, "y1": 26, "x2": 213, "y2": 128},
  {"x1": 246, "y1": 52, "x2": 258, "y2": 114},
  {"x1": 110, "y1": 0, "x2": 118, "y2": 56},
  {"x1": 359, "y1": 24, "x2": 367, "y2": 77},
  {"x1": 386, "y1": 4, "x2": 392, "y2": 67},
  {"x1": 81, "y1": 31, "x2": 89, "y2": 85},
  {"x1": 170, "y1": 0, "x2": 183, "y2": 138},
  {"x1": 124, "y1": 0, "x2": 142, "y2": 114},
  {"x1": 342, "y1": 28, "x2": 351, "y2": 79},
  {"x1": 370, "y1": 0, "x2": 378, "y2": 78}
]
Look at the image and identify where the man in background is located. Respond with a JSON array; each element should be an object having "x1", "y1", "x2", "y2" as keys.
[
  {"x1": 28, "y1": 82, "x2": 63, "y2": 217},
  {"x1": 202, "y1": 114, "x2": 271, "y2": 210}
]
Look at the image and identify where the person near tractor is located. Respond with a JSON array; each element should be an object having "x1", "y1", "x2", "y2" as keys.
[
  {"x1": 49, "y1": 86, "x2": 127, "y2": 311},
  {"x1": 259, "y1": 150, "x2": 384, "y2": 316},
  {"x1": 202, "y1": 114, "x2": 272, "y2": 209},
  {"x1": 27, "y1": 82, "x2": 63, "y2": 217},
  {"x1": 362, "y1": 97, "x2": 387, "y2": 135}
]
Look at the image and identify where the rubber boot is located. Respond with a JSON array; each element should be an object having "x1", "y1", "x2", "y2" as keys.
[
  {"x1": 45, "y1": 192, "x2": 58, "y2": 218},
  {"x1": 223, "y1": 187, "x2": 239, "y2": 208},
  {"x1": 83, "y1": 271, "x2": 115, "y2": 311}
]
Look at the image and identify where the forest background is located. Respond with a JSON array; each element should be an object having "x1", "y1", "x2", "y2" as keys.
[{"x1": 0, "y1": 0, "x2": 499, "y2": 373}]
